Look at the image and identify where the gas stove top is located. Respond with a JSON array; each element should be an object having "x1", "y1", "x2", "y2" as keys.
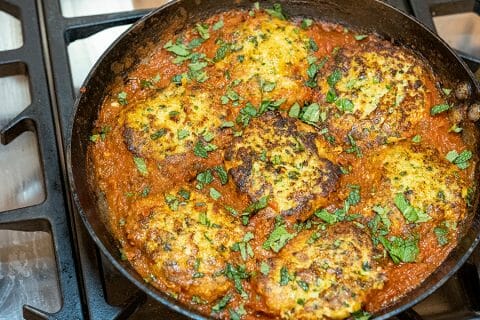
[{"x1": 0, "y1": 0, "x2": 479, "y2": 319}]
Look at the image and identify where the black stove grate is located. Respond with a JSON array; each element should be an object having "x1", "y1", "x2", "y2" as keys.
[{"x1": 0, "y1": 0, "x2": 479, "y2": 319}]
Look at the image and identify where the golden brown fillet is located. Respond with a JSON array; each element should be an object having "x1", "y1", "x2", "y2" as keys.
[
  {"x1": 358, "y1": 142, "x2": 470, "y2": 238},
  {"x1": 256, "y1": 224, "x2": 385, "y2": 319},
  {"x1": 122, "y1": 187, "x2": 244, "y2": 302},
  {"x1": 122, "y1": 84, "x2": 227, "y2": 161},
  {"x1": 225, "y1": 111, "x2": 340, "y2": 220},
  {"x1": 317, "y1": 45, "x2": 432, "y2": 149}
]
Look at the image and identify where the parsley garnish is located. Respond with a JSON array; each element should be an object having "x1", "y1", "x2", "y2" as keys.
[
  {"x1": 265, "y1": 3, "x2": 286, "y2": 20},
  {"x1": 379, "y1": 235, "x2": 419, "y2": 264},
  {"x1": 231, "y1": 232, "x2": 255, "y2": 261},
  {"x1": 394, "y1": 193, "x2": 430, "y2": 223},
  {"x1": 133, "y1": 157, "x2": 148, "y2": 175},
  {"x1": 263, "y1": 217, "x2": 294, "y2": 252},
  {"x1": 196, "y1": 169, "x2": 214, "y2": 189},
  {"x1": 260, "y1": 262, "x2": 270, "y2": 275},
  {"x1": 300, "y1": 103, "x2": 320, "y2": 124},
  {"x1": 346, "y1": 134, "x2": 362, "y2": 157},
  {"x1": 150, "y1": 128, "x2": 167, "y2": 140},
  {"x1": 327, "y1": 69, "x2": 342, "y2": 87},
  {"x1": 445, "y1": 149, "x2": 472, "y2": 169},
  {"x1": 212, "y1": 294, "x2": 232, "y2": 313},
  {"x1": 279, "y1": 266, "x2": 292, "y2": 285},
  {"x1": 335, "y1": 98, "x2": 354, "y2": 113},
  {"x1": 354, "y1": 34, "x2": 368, "y2": 41},
  {"x1": 210, "y1": 187, "x2": 222, "y2": 200},
  {"x1": 163, "y1": 40, "x2": 190, "y2": 56},
  {"x1": 215, "y1": 166, "x2": 228, "y2": 184},
  {"x1": 301, "y1": 18, "x2": 313, "y2": 29},
  {"x1": 117, "y1": 91, "x2": 128, "y2": 105},
  {"x1": 195, "y1": 23, "x2": 210, "y2": 40},
  {"x1": 434, "y1": 225, "x2": 449, "y2": 246},
  {"x1": 289, "y1": 102, "x2": 301, "y2": 118},
  {"x1": 430, "y1": 103, "x2": 452, "y2": 115},
  {"x1": 212, "y1": 19, "x2": 224, "y2": 31},
  {"x1": 411, "y1": 135, "x2": 422, "y2": 143}
]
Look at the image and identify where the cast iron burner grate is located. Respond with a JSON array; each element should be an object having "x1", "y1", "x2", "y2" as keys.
[{"x1": 0, "y1": 0, "x2": 479, "y2": 319}]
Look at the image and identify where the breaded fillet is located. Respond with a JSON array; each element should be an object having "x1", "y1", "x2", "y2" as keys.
[
  {"x1": 225, "y1": 111, "x2": 340, "y2": 220},
  {"x1": 318, "y1": 46, "x2": 432, "y2": 148},
  {"x1": 122, "y1": 84, "x2": 227, "y2": 161},
  {"x1": 256, "y1": 225, "x2": 385, "y2": 319},
  {"x1": 359, "y1": 142, "x2": 469, "y2": 236},
  {"x1": 123, "y1": 188, "x2": 244, "y2": 301}
]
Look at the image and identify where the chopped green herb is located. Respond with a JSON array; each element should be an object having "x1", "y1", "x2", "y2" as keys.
[
  {"x1": 261, "y1": 80, "x2": 276, "y2": 92},
  {"x1": 263, "y1": 218, "x2": 295, "y2": 252},
  {"x1": 210, "y1": 187, "x2": 222, "y2": 200},
  {"x1": 187, "y1": 38, "x2": 204, "y2": 49},
  {"x1": 212, "y1": 19, "x2": 224, "y2": 31},
  {"x1": 163, "y1": 40, "x2": 190, "y2": 56},
  {"x1": 445, "y1": 149, "x2": 472, "y2": 169},
  {"x1": 212, "y1": 294, "x2": 232, "y2": 313},
  {"x1": 279, "y1": 266, "x2": 291, "y2": 285},
  {"x1": 351, "y1": 310, "x2": 372, "y2": 320},
  {"x1": 195, "y1": 23, "x2": 210, "y2": 40},
  {"x1": 354, "y1": 34, "x2": 368, "y2": 41},
  {"x1": 449, "y1": 124, "x2": 463, "y2": 133},
  {"x1": 229, "y1": 305, "x2": 246, "y2": 320},
  {"x1": 133, "y1": 157, "x2": 148, "y2": 175},
  {"x1": 260, "y1": 262, "x2": 270, "y2": 275},
  {"x1": 150, "y1": 128, "x2": 167, "y2": 140},
  {"x1": 202, "y1": 131, "x2": 215, "y2": 142},
  {"x1": 224, "y1": 263, "x2": 250, "y2": 297},
  {"x1": 214, "y1": 43, "x2": 230, "y2": 62},
  {"x1": 117, "y1": 91, "x2": 128, "y2": 105},
  {"x1": 177, "y1": 128, "x2": 190, "y2": 140},
  {"x1": 379, "y1": 235, "x2": 419, "y2": 264},
  {"x1": 394, "y1": 193, "x2": 430, "y2": 223},
  {"x1": 326, "y1": 89, "x2": 337, "y2": 103},
  {"x1": 335, "y1": 98, "x2": 354, "y2": 113},
  {"x1": 215, "y1": 166, "x2": 228, "y2": 184},
  {"x1": 315, "y1": 209, "x2": 337, "y2": 224},
  {"x1": 308, "y1": 38, "x2": 319, "y2": 52},
  {"x1": 289, "y1": 102, "x2": 301, "y2": 118},
  {"x1": 346, "y1": 134, "x2": 362, "y2": 157},
  {"x1": 296, "y1": 279, "x2": 309, "y2": 292},
  {"x1": 220, "y1": 121, "x2": 234, "y2": 128},
  {"x1": 442, "y1": 88, "x2": 452, "y2": 96},
  {"x1": 300, "y1": 102, "x2": 320, "y2": 123},
  {"x1": 372, "y1": 205, "x2": 391, "y2": 229},
  {"x1": 301, "y1": 18, "x2": 313, "y2": 29},
  {"x1": 411, "y1": 135, "x2": 422, "y2": 143},
  {"x1": 265, "y1": 3, "x2": 286, "y2": 20},
  {"x1": 178, "y1": 189, "x2": 190, "y2": 200},
  {"x1": 430, "y1": 103, "x2": 452, "y2": 116},
  {"x1": 89, "y1": 134, "x2": 99, "y2": 142},
  {"x1": 347, "y1": 184, "x2": 361, "y2": 206},
  {"x1": 434, "y1": 225, "x2": 449, "y2": 246},
  {"x1": 196, "y1": 170, "x2": 214, "y2": 189},
  {"x1": 165, "y1": 194, "x2": 179, "y2": 211},
  {"x1": 327, "y1": 69, "x2": 342, "y2": 87}
]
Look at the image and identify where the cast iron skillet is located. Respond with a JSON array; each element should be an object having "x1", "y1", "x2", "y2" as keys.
[{"x1": 67, "y1": 0, "x2": 480, "y2": 319}]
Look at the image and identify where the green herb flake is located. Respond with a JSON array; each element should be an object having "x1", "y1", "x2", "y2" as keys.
[
  {"x1": 335, "y1": 98, "x2": 354, "y2": 113},
  {"x1": 289, "y1": 102, "x2": 301, "y2": 118},
  {"x1": 296, "y1": 279, "x2": 309, "y2": 292},
  {"x1": 263, "y1": 222, "x2": 295, "y2": 252},
  {"x1": 430, "y1": 103, "x2": 452, "y2": 116},
  {"x1": 212, "y1": 294, "x2": 232, "y2": 313},
  {"x1": 327, "y1": 69, "x2": 342, "y2": 87},
  {"x1": 434, "y1": 225, "x2": 449, "y2": 246},
  {"x1": 308, "y1": 38, "x2": 319, "y2": 52},
  {"x1": 354, "y1": 34, "x2": 368, "y2": 41},
  {"x1": 445, "y1": 149, "x2": 472, "y2": 169},
  {"x1": 195, "y1": 23, "x2": 210, "y2": 40},
  {"x1": 165, "y1": 194, "x2": 179, "y2": 211},
  {"x1": 163, "y1": 40, "x2": 190, "y2": 56},
  {"x1": 301, "y1": 18, "x2": 313, "y2": 29},
  {"x1": 133, "y1": 157, "x2": 148, "y2": 175},
  {"x1": 347, "y1": 184, "x2": 361, "y2": 206},
  {"x1": 315, "y1": 209, "x2": 337, "y2": 224},
  {"x1": 212, "y1": 19, "x2": 224, "y2": 31},
  {"x1": 449, "y1": 124, "x2": 463, "y2": 133},
  {"x1": 442, "y1": 88, "x2": 452, "y2": 96},
  {"x1": 194, "y1": 141, "x2": 209, "y2": 158},
  {"x1": 394, "y1": 193, "x2": 430, "y2": 223},
  {"x1": 279, "y1": 266, "x2": 291, "y2": 285},
  {"x1": 379, "y1": 235, "x2": 419, "y2": 264},
  {"x1": 214, "y1": 43, "x2": 229, "y2": 62},
  {"x1": 210, "y1": 187, "x2": 222, "y2": 200},
  {"x1": 351, "y1": 310, "x2": 372, "y2": 320},
  {"x1": 177, "y1": 128, "x2": 190, "y2": 140},
  {"x1": 300, "y1": 102, "x2": 320, "y2": 123},
  {"x1": 117, "y1": 91, "x2": 128, "y2": 105},
  {"x1": 229, "y1": 305, "x2": 246, "y2": 320},
  {"x1": 150, "y1": 128, "x2": 167, "y2": 140},
  {"x1": 220, "y1": 121, "x2": 234, "y2": 128},
  {"x1": 261, "y1": 80, "x2": 276, "y2": 92},
  {"x1": 215, "y1": 166, "x2": 229, "y2": 184},
  {"x1": 411, "y1": 135, "x2": 422, "y2": 143},
  {"x1": 260, "y1": 262, "x2": 270, "y2": 275},
  {"x1": 265, "y1": 3, "x2": 286, "y2": 20}
]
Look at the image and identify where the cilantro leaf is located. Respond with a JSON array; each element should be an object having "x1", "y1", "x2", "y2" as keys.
[
  {"x1": 212, "y1": 294, "x2": 232, "y2": 313},
  {"x1": 379, "y1": 235, "x2": 419, "y2": 264},
  {"x1": 265, "y1": 3, "x2": 286, "y2": 20},
  {"x1": 394, "y1": 193, "x2": 430, "y2": 223},
  {"x1": 263, "y1": 223, "x2": 294, "y2": 252},
  {"x1": 430, "y1": 103, "x2": 451, "y2": 115},
  {"x1": 163, "y1": 40, "x2": 190, "y2": 56},
  {"x1": 133, "y1": 157, "x2": 148, "y2": 175}
]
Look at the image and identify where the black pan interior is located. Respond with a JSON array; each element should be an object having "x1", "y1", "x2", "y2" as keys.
[{"x1": 67, "y1": 0, "x2": 480, "y2": 319}]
